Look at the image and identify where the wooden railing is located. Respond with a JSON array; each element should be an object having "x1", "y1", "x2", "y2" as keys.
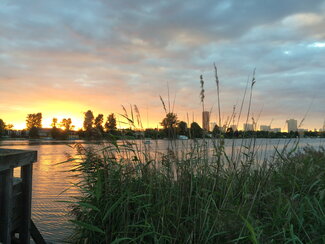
[{"x1": 0, "y1": 149, "x2": 45, "y2": 244}]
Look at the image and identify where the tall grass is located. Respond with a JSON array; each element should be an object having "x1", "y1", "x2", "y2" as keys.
[{"x1": 66, "y1": 141, "x2": 325, "y2": 243}]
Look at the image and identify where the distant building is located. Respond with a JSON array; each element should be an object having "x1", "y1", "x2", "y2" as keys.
[
  {"x1": 39, "y1": 128, "x2": 52, "y2": 138},
  {"x1": 68, "y1": 131, "x2": 79, "y2": 140},
  {"x1": 202, "y1": 111, "x2": 210, "y2": 131},
  {"x1": 286, "y1": 119, "x2": 298, "y2": 132},
  {"x1": 260, "y1": 125, "x2": 271, "y2": 131},
  {"x1": 243, "y1": 123, "x2": 253, "y2": 131},
  {"x1": 270, "y1": 128, "x2": 281, "y2": 132}
]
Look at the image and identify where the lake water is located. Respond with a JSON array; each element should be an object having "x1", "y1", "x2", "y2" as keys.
[{"x1": 0, "y1": 138, "x2": 324, "y2": 243}]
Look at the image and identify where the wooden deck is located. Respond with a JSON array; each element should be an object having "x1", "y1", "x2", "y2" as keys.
[{"x1": 0, "y1": 149, "x2": 46, "y2": 244}]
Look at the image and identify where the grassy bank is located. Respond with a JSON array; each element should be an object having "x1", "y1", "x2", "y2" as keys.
[{"x1": 66, "y1": 140, "x2": 325, "y2": 243}]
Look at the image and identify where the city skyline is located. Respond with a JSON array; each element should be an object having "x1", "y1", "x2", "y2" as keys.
[
  {"x1": 2, "y1": 111, "x2": 324, "y2": 133},
  {"x1": 1, "y1": 0, "x2": 325, "y2": 130}
]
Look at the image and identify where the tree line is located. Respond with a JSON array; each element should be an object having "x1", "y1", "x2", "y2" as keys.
[
  {"x1": 0, "y1": 110, "x2": 117, "y2": 139},
  {"x1": 1, "y1": 111, "x2": 325, "y2": 139}
]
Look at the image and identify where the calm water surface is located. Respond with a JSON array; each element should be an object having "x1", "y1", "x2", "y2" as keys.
[{"x1": 0, "y1": 138, "x2": 324, "y2": 243}]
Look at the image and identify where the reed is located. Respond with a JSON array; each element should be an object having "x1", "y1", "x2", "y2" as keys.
[{"x1": 65, "y1": 141, "x2": 325, "y2": 243}]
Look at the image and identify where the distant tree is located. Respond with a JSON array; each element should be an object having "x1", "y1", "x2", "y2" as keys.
[
  {"x1": 50, "y1": 118, "x2": 61, "y2": 139},
  {"x1": 0, "y1": 119, "x2": 5, "y2": 137},
  {"x1": 105, "y1": 113, "x2": 117, "y2": 133},
  {"x1": 60, "y1": 118, "x2": 73, "y2": 131},
  {"x1": 26, "y1": 113, "x2": 42, "y2": 130},
  {"x1": 225, "y1": 127, "x2": 234, "y2": 138},
  {"x1": 144, "y1": 128, "x2": 160, "y2": 139},
  {"x1": 160, "y1": 112, "x2": 179, "y2": 138},
  {"x1": 51, "y1": 118, "x2": 58, "y2": 128},
  {"x1": 83, "y1": 110, "x2": 94, "y2": 132},
  {"x1": 95, "y1": 114, "x2": 104, "y2": 133},
  {"x1": 177, "y1": 121, "x2": 188, "y2": 135},
  {"x1": 226, "y1": 127, "x2": 233, "y2": 133},
  {"x1": 212, "y1": 125, "x2": 221, "y2": 137},
  {"x1": 160, "y1": 113, "x2": 178, "y2": 129},
  {"x1": 60, "y1": 118, "x2": 74, "y2": 139},
  {"x1": 26, "y1": 113, "x2": 42, "y2": 138},
  {"x1": 5, "y1": 124, "x2": 14, "y2": 130},
  {"x1": 190, "y1": 122, "x2": 203, "y2": 138}
]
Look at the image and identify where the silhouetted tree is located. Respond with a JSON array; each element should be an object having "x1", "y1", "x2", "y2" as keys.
[
  {"x1": 51, "y1": 118, "x2": 58, "y2": 127},
  {"x1": 26, "y1": 113, "x2": 42, "y2": 130},
  {"x1": 83, "y1": 110, "x2": 94, "y2": 132},
  {"x1": 26, "y1": 113, "x2": 42, "y2": 138},
  {"x1": 0, "y1": 119, "x2": 5, "y2": 137},
  {"x1": 59, "y1": 118, "x2": 73, "y2": 139},
  {"x1": 95, "y1": 114, "x2": 104, "y2": 133},
  {"x1": 212, "y1": 124, "x2": 221, "y2": 137},
  {"x1": 190, "y1": 122, "x2": 203, "y2": 138},
  {"x1": 50, "y1": 118, "x2": 61, "y2": 139},
  {"x1": 144, "y1": 128, "x2": 160, "y2": 139},
  {"x1": 177, "y1": 121, "x2": 188, "y2": 135},
  {"x1": 105, "y1": 113, "x2": 117, "y2": 133},
  {"x1": 161, "y1": 113, "x2": 178, "y2": 129},
  {"x1": 61, "y1": 118, "x2": 73, "y2": 131},
  {"x1": 225, "y1": 127, "x2": 234, "y2": 138},
  {"x1": 160, "y1": 112, "x2": 179, "y2": 138},
  {"x1": 5, "y1": 124, "x2": 13, "y2": 130}
]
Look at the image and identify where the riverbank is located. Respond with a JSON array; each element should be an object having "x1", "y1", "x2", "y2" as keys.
[
  {"x1": 67, "y1": 140, "x2": 325, "y2": 243},
  {"x1": 1, "y1": 128, "x2": 325, "y2": 142}
]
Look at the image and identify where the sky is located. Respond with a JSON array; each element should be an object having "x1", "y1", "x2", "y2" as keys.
[{"x1": 0, "y1": 0, "x2": 325, "y2": 131}]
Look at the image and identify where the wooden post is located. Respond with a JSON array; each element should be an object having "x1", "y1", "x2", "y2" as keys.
[
  {"x1": 20, "y1": 164, "x2": 33, "y2": 243},
  {"x1": 0, "y1": 168, "x2": 13, "y2": 244},
  {"x1": 0, "y1": 149, "x2": 39, "y2": 243}
]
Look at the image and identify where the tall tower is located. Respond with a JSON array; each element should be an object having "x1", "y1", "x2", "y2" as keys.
[
  {"x1": 286, "y1": 119, "x2": 298, "y2": 132},
  {"x1": 202, "y1": 111, "x2": 210, "y2": 131}
]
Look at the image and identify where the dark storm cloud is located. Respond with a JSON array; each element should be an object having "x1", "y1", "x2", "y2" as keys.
[{"x1": 0, "y1": 0, "x2": 325, "y2": 129}]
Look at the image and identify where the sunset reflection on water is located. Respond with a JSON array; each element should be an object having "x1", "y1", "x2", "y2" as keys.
[{"x1": 0, "y1": 141, "x2": 80, "y2": 243}]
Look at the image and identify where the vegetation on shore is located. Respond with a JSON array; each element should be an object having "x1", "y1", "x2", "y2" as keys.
[
  {"x1": 65, "y1": 139, "x2": 325, "y2": 243},
  {"x1": 1, "y1": 114, "x2": 325, "y2": 140}
]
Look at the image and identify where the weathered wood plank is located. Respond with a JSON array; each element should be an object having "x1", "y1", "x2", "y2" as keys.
[
  {"x1": 0, "y1": 149, "x2": 41, "y2": 243},
  {"x1": 12, "y1": 181, "x2": 23, "y2": 232},
  {"x1": 31, "y1": 220, "x2": 47, "y2": 244},
  {"x1": 20, "y1": 164, "x2": 33, "y2": 244},
  {"x1": 0, "y1": 149, "x2": 37, "y2": 171},
  {"x1": 0, "y1": 169, "x2": 13, "y2": 243}
]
